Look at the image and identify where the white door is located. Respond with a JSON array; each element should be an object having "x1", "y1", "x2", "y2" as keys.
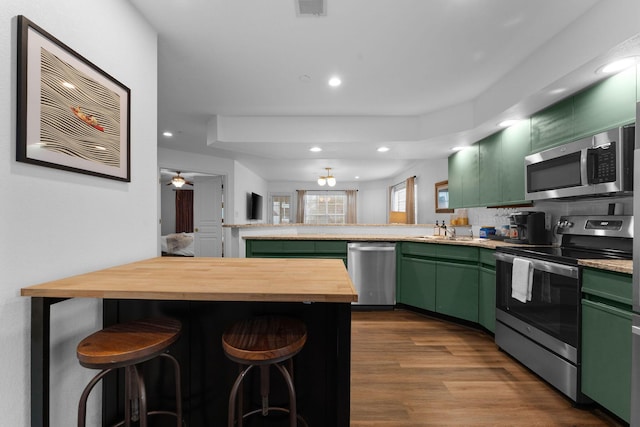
[{"x1": 193, "y1": 175, "x2": 223, "y2": 257}]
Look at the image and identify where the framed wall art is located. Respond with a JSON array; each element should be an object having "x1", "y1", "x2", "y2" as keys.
[{"x1": 16, "y1": 15, "x2": 131, "y2": 182}]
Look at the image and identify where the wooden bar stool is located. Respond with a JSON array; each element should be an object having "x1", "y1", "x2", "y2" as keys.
[
  {"x1": 76, "y1": 317, "x2": 183, "y2": 427},
  {"x1": 222, "y1": 315, "x2": 307, "y2": 427}
]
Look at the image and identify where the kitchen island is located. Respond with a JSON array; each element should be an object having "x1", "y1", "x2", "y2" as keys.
[{"x1": 21, "y1": 257, "x2": 357, "y2": 427}]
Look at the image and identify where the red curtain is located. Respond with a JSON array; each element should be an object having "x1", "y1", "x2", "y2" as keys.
[{"x1": 175, "y1": 190, "x2": 194, "y2": 233}]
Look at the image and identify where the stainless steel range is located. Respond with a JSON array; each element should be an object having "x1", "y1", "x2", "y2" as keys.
[{"x1": 494, "y1": 215, "x2": 633, "y2": 403}]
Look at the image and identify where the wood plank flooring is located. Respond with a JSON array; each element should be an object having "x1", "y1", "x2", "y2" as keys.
[{"x1": 350, "y1": 309, "x2": 625, "y2": 426}]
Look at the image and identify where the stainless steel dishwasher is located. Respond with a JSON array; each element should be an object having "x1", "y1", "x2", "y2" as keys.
[{"x1": 347, "y1": 242, "x2": 396, "y2": 306}]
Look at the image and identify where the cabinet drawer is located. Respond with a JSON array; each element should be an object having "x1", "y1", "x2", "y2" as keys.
[
  {"x1": 401, "y1": 242, "x2": 436, "y2": 258},
  {"x1": 581, "y1": 299, "x2": 631, "y2": 422},
  {"x1": 248, "y1": 240, "x2": 317, "y2": 255},
  {"x1": 479, "y1": 248, "x2": 496, "y2": 267},
  {"x1": 582, "y1": 268, "x2": 632, "y2": 306},
  {"x1": 315, "y1": 240, "x2": 347, "y2": 254},
  {"x1": 436, "y1": 245, "x2": 478, "y2": 262}
]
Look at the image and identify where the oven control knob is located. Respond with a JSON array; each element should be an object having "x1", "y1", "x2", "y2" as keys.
[{"x1": 557, "y1": 220, "x2": 573, "y2": 229}]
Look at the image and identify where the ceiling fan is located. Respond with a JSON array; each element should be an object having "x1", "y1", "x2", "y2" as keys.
[{"x1": 167, "y1": 171, "x2": 193, "y2": 188}]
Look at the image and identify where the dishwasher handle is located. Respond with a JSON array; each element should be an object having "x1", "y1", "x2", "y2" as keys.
[{"x1": 348, "y1": 246, "x2": 396, "y2": 252}]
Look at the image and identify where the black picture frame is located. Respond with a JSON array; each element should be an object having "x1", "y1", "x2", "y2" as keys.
[{"x1": 16, "y1": 15, "x2": 131, "y2": 182}]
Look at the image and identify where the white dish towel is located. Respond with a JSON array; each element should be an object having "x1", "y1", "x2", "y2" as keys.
[{"x1": 511, "y1": 258, "x2": 533, "y2": 303}]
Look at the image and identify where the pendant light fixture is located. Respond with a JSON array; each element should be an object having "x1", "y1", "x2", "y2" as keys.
[{"x1": 317, "y1": 167, "x2": 336, "y2": 187}]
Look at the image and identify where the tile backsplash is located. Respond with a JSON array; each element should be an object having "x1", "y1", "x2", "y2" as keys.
[{"x1": 461, "y1": 196, "x2": 633, "y2": 244}]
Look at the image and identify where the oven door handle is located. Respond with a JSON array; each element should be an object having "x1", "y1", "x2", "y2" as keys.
[{"x1": 494, "y1": 252, "x2": 579, "y2": 279}]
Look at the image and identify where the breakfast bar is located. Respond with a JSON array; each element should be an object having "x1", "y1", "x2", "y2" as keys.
[{"x1": 22, "y1": 257, "x2": 358, "y2": 427}]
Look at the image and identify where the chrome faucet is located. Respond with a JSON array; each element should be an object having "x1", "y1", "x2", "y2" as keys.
[{"x1": 443, "y1": 225, "x2": 456, "y2": 239}]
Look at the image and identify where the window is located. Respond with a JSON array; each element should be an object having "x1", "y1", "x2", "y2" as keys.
[
  {"x1": 390, "y1": 178, "x2": 417, "y2": 222},
  {"x1": 303, "y1": 191, "x2": 347, "y2": 224},
  {"x1": 391, "y1": 183, "x2": 407, "y2": 212}
]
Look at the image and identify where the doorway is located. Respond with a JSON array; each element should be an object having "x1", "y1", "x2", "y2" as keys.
[{"x1": 160, "y1": 169, "x2": 225, "y2": 257}]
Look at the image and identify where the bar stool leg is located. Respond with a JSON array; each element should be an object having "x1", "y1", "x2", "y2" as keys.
[
  {"x1": 135, "y1": 364, "x2": 149, "y2": 427},
  {"x1": 157, "y1": 352, "x2": 183, "y2": 427},
  {"x1": 228, "y1": 364, "x2": 254, "y2": 427},
  {"x1": 78, "y1": 368, "x2": 113, "y2": 427},
  {"x1": 260, "y1": 365, "x2": 270, "y2": 416},
  {"x1": 275, "y1": 363, "x2": 297, "y2": 427}
]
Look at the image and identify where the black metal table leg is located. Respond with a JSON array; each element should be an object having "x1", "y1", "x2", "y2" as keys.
[{"x1": 30, "y1": 297, "x2": 67, "y2": 427}]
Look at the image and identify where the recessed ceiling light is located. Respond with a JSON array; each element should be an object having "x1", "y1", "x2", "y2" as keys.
[
  {"x1": 163, "y1": 131, "x2": 173, "y2": 137},
  {"x1": 499, "y1": 119, "x2": 520, "y2": 128},
  {"x1": 451, "y1": 146, "x2": 466, "y2": 152},
  {"x1": 599, "y1": 56, "x2": 639, "y2": 74},
  {"x1": 355, "y1": 176, "x2": 360, "y2": 180},
  {"x1": 549, "y1": 88, "x2": 567, "y2": 95},
  {"x1": 328, "y1": 76, "x2": 342, "y2": 87},
  {"x1": 377, "y1": 147, "x2": 390, "y2": 152},
  {"x1": 309, "y1": 147, "x2": 322, "y2": 152}
]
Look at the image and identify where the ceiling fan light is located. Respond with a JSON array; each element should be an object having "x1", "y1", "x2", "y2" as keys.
[{"x1": 172, "y1": 176, "x2": 186, "y2": 188}]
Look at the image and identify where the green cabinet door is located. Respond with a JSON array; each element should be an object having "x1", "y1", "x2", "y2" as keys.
[
  {"x1": 478, "y1": 133, "x2": 502, "y2": 206},
  {"x1": 435, "y1": 261, "x2": 478, "y2": 322},
  {"x1": 581, "y1": 299, "x2": 631, "y2": 423},
  {"x1": 573, "y1": 67, "x2": 636, "y2": 140},
  {"x1": 397, "y1": 257, "x2": 436, "y2": 311},
  {"x1": 531, "y1": 97, "x2": 574, "y2": 152},
  {"x1": 448, "y1": 145, "x2": 480, "y2": 208},
  {"x1": 478, "y1": 266, "x2": 496, "y2": 333},
  {"x1": 500, "y1": 120, "x2": 531, "y2": 204}
]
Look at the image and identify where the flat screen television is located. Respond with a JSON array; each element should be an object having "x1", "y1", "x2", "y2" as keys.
[{"x1": 247, "y1": 192, "x2": 263, "y2": 220}]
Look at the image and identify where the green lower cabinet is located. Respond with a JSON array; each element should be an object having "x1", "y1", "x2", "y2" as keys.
[
  {"x1": 245, "y1": 239, "x2": 347, "y2": 265},
  {"x1": 581, "y1": 299, "x2": 631, "y2": 423},
  {"x1": 435, "y1": 261, "x2": 478, "y2": 322},
  {"x1": 478, "y1": 265, "x2": 496, "y2": 333},
  {"x1": 397, "y1": 257, "x2": 436, "y2": 311}
]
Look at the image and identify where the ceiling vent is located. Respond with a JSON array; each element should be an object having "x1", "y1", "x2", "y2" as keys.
[{"x1": 296, "y1": 0, "x2": 326, "y2": 16}]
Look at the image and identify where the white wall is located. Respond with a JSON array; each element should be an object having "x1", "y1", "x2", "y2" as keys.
[
  {"x1": 1, "y1": 2, "x2": 157, "y2": 426},
  {"x1": 265, "y1": 158, "x2": 448, "y2": 225},
  {"x1": 234, "y1": 160, "x2": 269, "y2": 224},
  {"x1": 388, "y1": 159, "x2": 449, "y2": 224}
]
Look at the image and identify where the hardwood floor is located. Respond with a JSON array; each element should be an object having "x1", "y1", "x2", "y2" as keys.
[{"x1": 350, "y1": 309, "x2": 624, "y2": 426}]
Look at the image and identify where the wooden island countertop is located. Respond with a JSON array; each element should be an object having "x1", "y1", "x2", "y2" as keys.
[{"x1": 21, "y1": 257, "x2": 358, "y2": 303}]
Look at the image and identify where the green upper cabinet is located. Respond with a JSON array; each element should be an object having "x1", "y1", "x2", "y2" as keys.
[
  {"x1": 531, "y1": 67, "x2": 637, "y2": 153},
  {"x1": 530, "y1": 97, "x2": 574, "y2": 152},
  {"x1": 637, "y1": 64, "x2": 640, "y2": 101},
  {"x1": 500, "y1": 120, "x2": 531, "y2": 204},
  {"x1": 573, "y1": 67, "x2": 636, "y2": 140},
  {"x1": 448, "y1": 144, "x2": 479, "y2": 209},
  {"x1": 452, "y1": 120, "x2": 530, "y2": 208},
  {"x1": 478, "y1": 133, "x2": 502, "y2": 206}
]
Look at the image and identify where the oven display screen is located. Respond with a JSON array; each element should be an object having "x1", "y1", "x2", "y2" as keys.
[{"x1": 584, "y1": 220, "x2": 622, "y2": 230}]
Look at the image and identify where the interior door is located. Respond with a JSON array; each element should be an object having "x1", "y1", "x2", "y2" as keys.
[{"x1": 193, "y1": 175, "x2": 223, "y2": 257}]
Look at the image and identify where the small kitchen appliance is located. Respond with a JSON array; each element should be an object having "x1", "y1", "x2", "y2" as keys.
[
  {"x1": 495, "y1": 214, "x2": 633, "y2": 404},
  {"x1": 505, "y1": 211, "x2": 546, "y2": 244},
  {"x1": 525, "y1": 125, "x2": 635, "y2": 200}
]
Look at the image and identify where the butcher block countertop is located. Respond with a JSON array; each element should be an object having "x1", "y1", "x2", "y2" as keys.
[{"x1": 21, "y1": 257, "x2": 358, "y2": 303}]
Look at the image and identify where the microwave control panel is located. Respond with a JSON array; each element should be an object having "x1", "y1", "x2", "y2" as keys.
[{"x1": 587, "y1": 141, "x2": 617, "y2": 184}]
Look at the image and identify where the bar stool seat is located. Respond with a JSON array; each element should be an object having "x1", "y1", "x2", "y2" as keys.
[
  {"x1": 77, "y1": 317, "x2": 183, "y2": 427},
  {"x1": 222, "y1": 315, "x2": 307, "y2": 427}
]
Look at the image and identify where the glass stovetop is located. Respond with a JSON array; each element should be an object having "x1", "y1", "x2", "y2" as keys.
[{"x1": 498, "y1": 245, "x2": 632, "y2": 265}]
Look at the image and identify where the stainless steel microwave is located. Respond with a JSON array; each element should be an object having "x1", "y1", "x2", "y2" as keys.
[{"x1": 525, "y1": 125, "x2": 635, "y2": 200}]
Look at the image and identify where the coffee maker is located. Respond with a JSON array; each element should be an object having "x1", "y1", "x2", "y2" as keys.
[{"x1": 506, "y1": 211, "x2": 546, "y2": 244}]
